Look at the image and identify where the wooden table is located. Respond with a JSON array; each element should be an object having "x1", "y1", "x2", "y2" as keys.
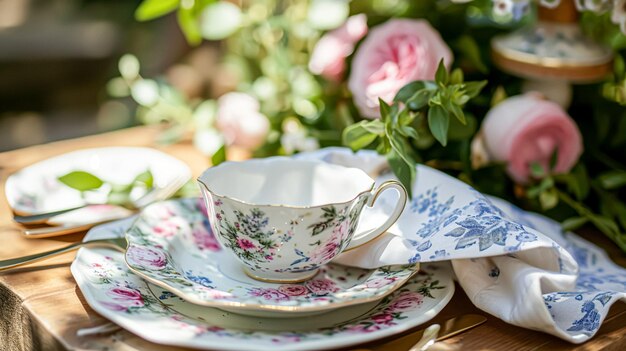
[{"x1": 1, "y1": 126, "x2": 625, "y2": 351}]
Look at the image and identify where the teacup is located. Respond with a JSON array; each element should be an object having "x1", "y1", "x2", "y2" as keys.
[{"x1": 197, "y1": 157, "x2": 407, "y2": 283}]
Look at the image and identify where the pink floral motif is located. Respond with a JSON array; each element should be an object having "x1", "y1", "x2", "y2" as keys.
[
  {"x1": 365, "y1": 277, "x2": 398, "y2": 289},
  {"x1": 192, "y1": 224, "x2": 221, "y2": 252},
  {"x1": 278, "y1": 284, "x2": 310, "y2": 296},
  {"x1": 386, "y1": 291, "x2": 423, "y2": 312},
  {"x1": 126, "y1": 245, "x2": 168, "y2": 270},
  {"x1": 237, "y1": 238, "x2": 257, "y2": 250},
  {"x1": 370, "y1": 312, "x2": 394, "y2": 325},
  {"x1": 103, "y1": 286, "x2": 144, "y2": 311},
  {"x1": 150, "y1": 204, "x2": 177, "y2": 220},
  {"x1": 248, "y1": 288, "x2": 290, "y2": 301},
  {"x1": 345, "y1": 323, "x2": 383, "y2": 333},
  {"x1": 153, "y1": 218, "x2": 185, "y2": 238},
  {"x1": 305, "y1": 278, "x2": 340, "y2": 295}
]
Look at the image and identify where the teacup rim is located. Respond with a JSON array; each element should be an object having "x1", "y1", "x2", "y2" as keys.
[{"x1": 197, "y1": 157, "x2": 375, "y2": 209}]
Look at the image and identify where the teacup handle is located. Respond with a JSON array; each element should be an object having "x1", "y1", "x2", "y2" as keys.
[{"x1": 343, "y1": 180, "x2": 408, "y2": 251}]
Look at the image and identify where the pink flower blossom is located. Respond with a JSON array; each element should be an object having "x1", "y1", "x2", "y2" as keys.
[
  {"x1": 216, "y1": 92, "x2": 270, "y2": 150},
  {"x1": 478, "y1": 93, "x2": 583, "y2": 183},
  {"x1": 386, "y1": 291, "x2": 423, "y2": 312},
  {"x1": 308, "y1": 14, "x2": 368, "y2": 81},
  {"x1": 104, "y1": 286, "x2": 144, "y2": 310},
  {"x1": 153, "y1": 218, "x2": 184, "y2": 238},
  {"x1": 193, "y1": 224, "x2": 221, "y2": 251},
  {"x1": 311, "y1": 240, "x2": 341, "y2": 264},
  {"x1": 278, "y1": 284, "x2": 310, "y2": 296},
  {"x1": 370, "y1": 312, "x2": 394, "y2": 324},
  {"x1": 249, "y1": 288, "x2": 290, "y2": 301},
  {"x1": 126, "y1": 245, "x2": 168, "y2": 270},
  {"x1": 237, "y1": 238, "x2": 257, "y2": 250},
  {"x1": 305, "y1": 278, "x2": 340, "y2": 295},
  {"x1": 348, "y1": 19, "x2": 453, "y2": 119}
]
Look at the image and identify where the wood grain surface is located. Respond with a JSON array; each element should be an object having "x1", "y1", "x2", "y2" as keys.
[{"x1": 0, "y1": 126, "x2": 625, "y2": 351}]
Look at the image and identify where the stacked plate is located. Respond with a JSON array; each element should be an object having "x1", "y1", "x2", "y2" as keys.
[
  {"x1": 6, "y1": 147, "x2": 455, "y2": 350},
  {"x1": 72, "y1": 198, "x2": 455, "y2": 351}
]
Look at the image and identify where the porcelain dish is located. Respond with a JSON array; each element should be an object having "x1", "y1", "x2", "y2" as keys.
[
  {"x1": 72, "y1": 218, "x2": 455, "y2": 351},
  {"x1": 197, "y1": 157, "x2": 407, "y2": 282},
  {"x1": 124, "y1": 198, "x2": 418, "y2": 317},
  {"x1": 5, "y1": 147, "x2": 191, "y2": 225}
]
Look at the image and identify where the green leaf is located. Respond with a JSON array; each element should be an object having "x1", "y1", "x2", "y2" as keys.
[
  {"x1": 133, "y1": 170, "x2": 154, "y2": 188},
  {"x1": 361, "y1": 120, "x2": 385, "y2": 134},
  {"x1": 447, "y1": 113, "x2": 476, "y2": 140},
  {"x1": 394, "y1": 81, "x2": 429, "y2": 102},
  {"x1": 58, "y1": 171, "x2": 104, "y2": 191},
  {"x1": 598, "y1": 171, "x2": 626, "y2": 190},
  {"x1": 108, "y1": 192, "x2": 131, "y2": 206},
  {"x1": 456, "y1": 35, "x2": 488, "y2": 73},
  {"x1": 491, "y1": 85, "x2": 508, "y2": 106},
  {"x1": 447, "y1": 102, "x2": 466, "y2": 125},
  {"x1": 464, "y1": 81, "x2": 488, "y2": 99},
  {"x1": 450, "y1": 68, "x2": 464, "y2": 85},
  {"x1": 428, "y1": 105, "x2": 449, "y2": 146},
  {"x1": 397, "y1": 108, "x2": 414, "y2": 126},
  {"x1": 549, "y1": 148, "x2": 559, "y2": 171},
  {"x1": 539, "y1": 188, "x2": 558, "y2": 210},
  {"x1": 435, "y1": 60, "x2": 448, "y2": 86},
  {"x1": 211, "y1": 144, "x2": 227, "y2": 166},
  {"x1": 135, "y1": 0, "x2": 180, "y2": 21},
  {"x1": 530, "y1": 162, "x2": 545, "y2": 178},
  {"x1": 379, "y1": 98, "x2": 392, "y2": 122},
  {"x1": 343, "y1": 123, "x2": 379, "y2": 151},
  {"x1": 615, "y1": 54, "x2": 625, "y2": 80},
  {"x1": 407, "y1": 90, "x2": 434, "y2": 111},
  {"x1": 387, "y1": 149, "x2": 416, "y2": 199},
  {"x1": 177, "y1": 7, "x2": 202, "y2": 46},
  {"x1": 399, "y1": 126, "x2": 419, "y2": 140},
  {"x1": 561, "y1": 217, "x2": 589, "y2": 231}
]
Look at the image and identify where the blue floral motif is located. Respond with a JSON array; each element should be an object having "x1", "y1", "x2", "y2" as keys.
[{"x1": 185, "y1": 271, "x2": 214, "y2": 288}]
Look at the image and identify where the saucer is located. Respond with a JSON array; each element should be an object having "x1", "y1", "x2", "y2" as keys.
[
  {"x1": 72, "y1": 218, "x2": 454, "y2": 351},
  {"x1": 124, "y1": 198, "x2": 418, "y2": 317},
  {"x1": 5, "y1": 147, "x2": 191, "y2": 226}
]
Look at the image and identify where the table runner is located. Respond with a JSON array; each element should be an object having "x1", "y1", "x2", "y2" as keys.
[{"x1": 296, "y1": 147, "x2": 626, "y2": 343}]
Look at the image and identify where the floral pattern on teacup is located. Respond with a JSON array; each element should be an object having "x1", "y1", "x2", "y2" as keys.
[{"x1": 123, "y1": 198, "x2": 418, "y2": 311}]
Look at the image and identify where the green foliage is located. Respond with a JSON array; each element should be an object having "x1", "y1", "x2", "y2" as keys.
[
  {"x1": 57, "y1": 170, "x2": 154, "y2": 208},
  {"x1": 343, "y1": 59, "x2": 486, "y2": 194},
  {"x1": 58, "y1": 171, "x2": 104, "y2": 191}
]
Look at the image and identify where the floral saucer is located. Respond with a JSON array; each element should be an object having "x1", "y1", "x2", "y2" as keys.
[
  {"x1": 124, "y1": 198, "x2": 418, "y2": 317},
  {"x1": 5, "y1": 147, "x2": 191, "y2": 226},
  {"x1": 72, "y1": 218, "x2": 454, "y2": 351}
]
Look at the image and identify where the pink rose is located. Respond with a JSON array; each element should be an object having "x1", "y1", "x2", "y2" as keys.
[
  {"x1": 105, "y1": 286, "x2": 144, "y2": 309},
  {"x1": 216, "y1": 92, "x2": 270, "y2": 150},
  {"x1": 478, "y1": 93, "x2": 583, "y2": 183},
  {"x1": 153, "y1": 218, "x2": 184, "y2": 238},
  {"x1": 278, "y1": 284, "x2": 310, "y2": 296},
  {"x1": 193, "y1": 224, "x2": 221, "y2": 252},
  {"x1": 348, "y1": 19, "x2": 453, "y2": 118},
  {"x1": 305, "y1": 278, "x2": 340, "y2": 295},
  {"x1": 126, "y1": 245, "x2": 168, "y2": 270},
  {"x1": 311, "y1": 240, "x2": 341, "y2": 264},
  {"x1": 249, "y1": 288, "x2": 290, "y2": 301},
  {"x1": 386, "y1": 291, "x2": 423, "y2": 312},
  {"x1": 308, "y1": 14, "x2": 368, "y2": 81},
  {"x1": 370, "y1": 312, "x2": 394, "y2": 325}
]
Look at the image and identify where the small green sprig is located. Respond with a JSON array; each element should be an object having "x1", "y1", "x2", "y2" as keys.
[
  {"x1": 58, "y1": 170, "x2": 154, "y2": 208},
  {"x1": 343, "y1": 60, "x2": 486, "y2": 196}
]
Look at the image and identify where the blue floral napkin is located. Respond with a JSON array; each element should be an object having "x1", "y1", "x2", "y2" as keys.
[{"x1": 296, "y1": 147, "x2": 626, "y2": 343}]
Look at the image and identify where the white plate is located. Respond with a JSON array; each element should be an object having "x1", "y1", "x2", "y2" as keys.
[
  {"x1": 5, "y1": 147, "x2": 191, "y2": 225},
  {"x1": 124, "y1": 198, "x2": 418, "y2": 317},
  {"x1": 72, "y1": 219, "x2": 454, "y2": 351}
]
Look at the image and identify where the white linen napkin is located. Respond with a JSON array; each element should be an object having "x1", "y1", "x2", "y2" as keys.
[{"x1": 296, "y1": 147, "x2": 626, "y2": 343}]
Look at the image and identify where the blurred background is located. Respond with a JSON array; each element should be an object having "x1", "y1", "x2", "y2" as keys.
[{"x1": 0, "y1": 0, "x2": 200, "y2": 151}]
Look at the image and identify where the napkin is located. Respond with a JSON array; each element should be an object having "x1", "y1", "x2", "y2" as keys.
[{"x1": 296, "y1": 147, "x2": 626, "y2": 343}]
